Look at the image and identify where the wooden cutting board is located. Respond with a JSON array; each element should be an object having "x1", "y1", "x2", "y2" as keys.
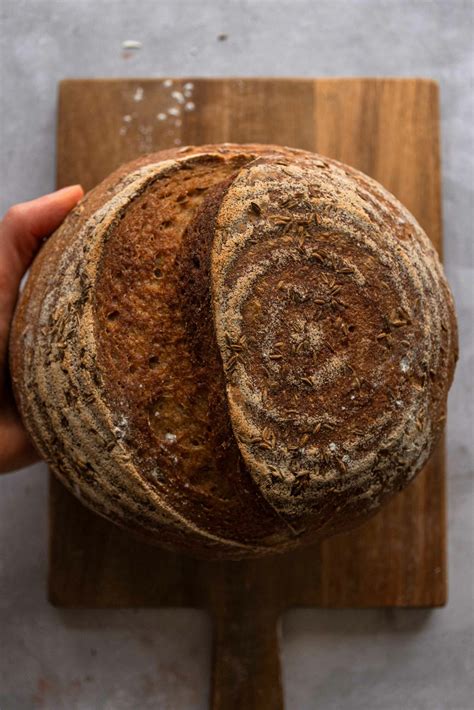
[{"x1": 52, "y1": 78, "x2": 446, "y2": 710}]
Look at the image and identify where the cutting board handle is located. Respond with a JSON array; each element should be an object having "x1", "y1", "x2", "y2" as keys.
[{"x1": 211, "y1": 600, "x2": 283, "y2": 710}]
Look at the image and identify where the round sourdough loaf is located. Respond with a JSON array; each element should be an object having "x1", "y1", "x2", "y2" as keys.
[{"x1": 9, "y1": 144, "x2": 458, "y2": 558}]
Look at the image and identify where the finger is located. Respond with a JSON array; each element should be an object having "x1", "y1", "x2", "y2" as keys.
[
  {"x1": 0, "y1": 410, "x2": 40, "y2": 474},
  {"x1": 0, "y1": 184, "x2": 84, "y2": 289},
  {"x1": 0, "y1": 185, "x2": 83, "y2": 382}
]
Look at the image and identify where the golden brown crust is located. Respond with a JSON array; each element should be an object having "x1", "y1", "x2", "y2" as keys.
[
  {"x1": 9, "y1": 143, "x2": 458, "y2": 558},
  {"x1": 93, "y1": 152, "x2": 296, "y2": 550}
]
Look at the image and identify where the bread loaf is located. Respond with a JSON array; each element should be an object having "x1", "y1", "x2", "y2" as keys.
[{"x1": 9, "y1": 143, "x2": 458, "y2": 558}]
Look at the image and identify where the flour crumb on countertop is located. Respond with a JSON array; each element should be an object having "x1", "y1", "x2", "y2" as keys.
[
  {"x1": 122, "y1": 40, "x2": 142, "y2": 50},
  {"x1": 133, "y1": 87, "x2": 144, "y2": 102},
  {"x1": 157, "y1": 112, "x2": 167, "y2": 121},
  {"x1": 163, "y1": 79, "x2": 173, "y2": 88}
]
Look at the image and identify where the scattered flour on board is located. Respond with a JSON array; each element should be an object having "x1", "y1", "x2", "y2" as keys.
[
  {"x1": 155, "y1": 81, "x2": 196, "y2": 130},
  {"x1": 171, "y1": 90, "x2": 185, "y2": 104},
  {"x1": 118, "y1": 80, "x2": 196, "y2": 146},
  {"x1": 138, "y1": 125, "x2": 153, "y2": 152},
  {"x1": 119, "y1": 113, "x2": 137, "y2": 138}
]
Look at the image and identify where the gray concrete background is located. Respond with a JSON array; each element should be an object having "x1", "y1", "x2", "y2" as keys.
[{"x1": 0, "y1": 1, "x2": 473, "y2": 708}]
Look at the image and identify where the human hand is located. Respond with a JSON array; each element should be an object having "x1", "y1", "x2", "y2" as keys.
[{"x1": 0, "y1": 185, "x2": 84, "y2": 473}]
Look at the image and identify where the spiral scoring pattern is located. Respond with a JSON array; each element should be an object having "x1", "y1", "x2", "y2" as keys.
[{"x1": 212, "y1": 157, "x2": 456, "y2": 517}]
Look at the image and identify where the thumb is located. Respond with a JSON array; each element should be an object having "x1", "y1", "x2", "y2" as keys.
[
  {"x1": 0, "y1": 185, "x2": 84, "y2": 290},
  {"x1": 0, "y1": 185, "x2": 84, "y2": 378}
]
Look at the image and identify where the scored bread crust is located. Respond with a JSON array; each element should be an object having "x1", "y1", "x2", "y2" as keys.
[
  {"x1": 9, "y1": 143, "x2": 458, "y2": 558},
  {"x1": 210, "y1": 157, "x2": 457, "y2": 533}
]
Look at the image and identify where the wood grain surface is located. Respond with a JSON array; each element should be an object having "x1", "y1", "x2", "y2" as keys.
[{"x1": 52, "y1": 78, "x2": 446, "y2": 710}]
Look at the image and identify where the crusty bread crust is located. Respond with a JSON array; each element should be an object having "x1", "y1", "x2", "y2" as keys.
[
  {"x1": 9, "y1": 144, "x2": 458, "y2": 558},
  {"x1": 211, "y1": 156, "x2": 457, "y2": 537}
]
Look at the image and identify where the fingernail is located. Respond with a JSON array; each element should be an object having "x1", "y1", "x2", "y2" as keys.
[{"x1": 58, "y1": 184, "x2": 84, "y2": 194}]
